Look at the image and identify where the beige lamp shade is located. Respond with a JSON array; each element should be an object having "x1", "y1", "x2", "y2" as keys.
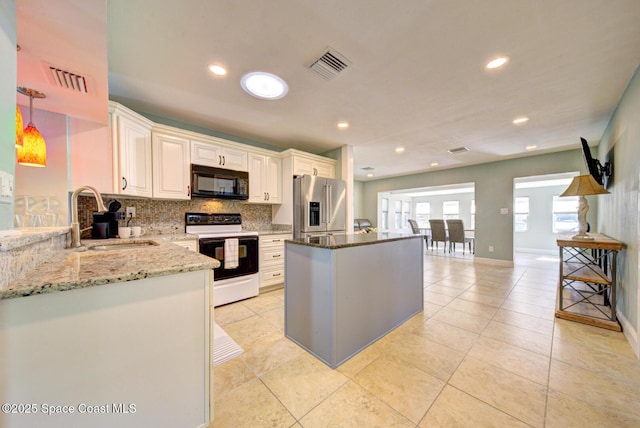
[{"x1": 560, "y1": 174, "x2": 609, "y2": 197}]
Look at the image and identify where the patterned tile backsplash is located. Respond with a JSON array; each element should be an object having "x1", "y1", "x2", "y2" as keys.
[{"x1": 78, "y1": 196, "x2": 288, "y2": 238}]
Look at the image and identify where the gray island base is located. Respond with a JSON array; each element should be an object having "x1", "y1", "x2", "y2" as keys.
[{"x1": 285, "y1": 233, "x2": 424, "y2": 369}]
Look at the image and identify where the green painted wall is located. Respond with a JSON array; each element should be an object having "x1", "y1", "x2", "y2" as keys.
[
  {"x1": 361, "y1": 149, "x2": 587, "y2": 262},
  {"x1": 0, "y1": 0, "x2": 16, "y2": 230},
  {"x1": 597, "y1": 64, "x2": 640, "y2": 336}
]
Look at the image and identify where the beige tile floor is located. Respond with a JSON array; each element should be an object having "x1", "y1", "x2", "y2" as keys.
[{"x1": 209, "y1": 251, "x2": 640, "y2": 427}]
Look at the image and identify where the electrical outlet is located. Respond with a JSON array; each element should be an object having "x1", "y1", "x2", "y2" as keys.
[
  {"x1": 126, "y1": 207, "x2": 136, "y2": 218},
  {"x1": 488, "y1": 246, "x2": 494, "y2": 252}
]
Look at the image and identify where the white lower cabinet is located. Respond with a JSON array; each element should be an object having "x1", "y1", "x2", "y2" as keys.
[{"x1": 259, "y1": 233, "x2": 291, "y2": 290}]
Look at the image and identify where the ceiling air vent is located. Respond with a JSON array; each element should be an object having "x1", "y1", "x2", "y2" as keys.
[
  {"x1": 308, "y1": 47, "x2": 352, "y2": 80},
  {"x1": 361, "y1": 167, "x2": 375, "y2": 171},
  {"x1": 447, "y1": 146, "x2": 470, "y2": 155},
  {"x1": 45, "y1": 64, "x2": 91, "y2": 94}
]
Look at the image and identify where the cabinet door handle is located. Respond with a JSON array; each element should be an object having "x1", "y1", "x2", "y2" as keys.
[
  {"x1": 272, "y1": 239, "x2": 281, "y2": 242},
  {"x1": 266, "y1": 192, "x2": 270, "y2": 201},
  {"x1": 218, "y1": 155, "x2": 222, "y2": 165},
  {"x1": 272, "y1": 254, "x2": 281, "y2": 258},
  {"x1": 273, "y1": 272, "x2": 281, "y2": 277},
  {"x1": 187, "y1": 185, "x2": 191, "y2": 197},
  {"x1": 122, "y1": 177, "x2": 128, "y2": 191},
  {"x1": 222, "y1": 155, "x2": 226, "y2": 166}
]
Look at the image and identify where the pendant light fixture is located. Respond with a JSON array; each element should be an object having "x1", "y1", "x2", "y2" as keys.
[
  {"x1": 16, "y1": 87, "x2": 47, "y2": 167},
  {"x1": 15, "y1": 106, "x2": 23, "y2": 148}
]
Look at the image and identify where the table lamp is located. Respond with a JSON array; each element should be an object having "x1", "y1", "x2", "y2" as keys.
[{"x1": 560, "y1": 174, "x2": 609, "y2": 240}]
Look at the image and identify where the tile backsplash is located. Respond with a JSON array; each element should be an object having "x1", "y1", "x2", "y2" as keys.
[{"x1": 78, "y1": 196, "x2": 285, "y2": 237}]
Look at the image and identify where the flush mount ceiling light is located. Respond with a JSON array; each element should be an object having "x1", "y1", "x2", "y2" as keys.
[
  {"x1": 485, "y1": 56, "x2": 509, "y2": 69},
  {"x1": 16, "y1": 87, "x2": 47, "y2": 167},
  {"x1": 367, "y1": 173, "x2": 374, "y2": 178},
  {"x1": 526, "y1": 144, "x2": 537, "y2": 150},
  {"x1": 430, "y1": 162, "x2": 439, "y2": 167},
  {"x1": 512, "y1": 116, "x2": 529, "y2": 125},
  {"x1": 337, "y1": 121, "x2": 349, "y2": 129},
  {"x1": 240, "y1": 72, "x2": 288, "y2": 100},
  {"x1": 395, "y1": 147, "x2": 405, "y2": 153},
  {"x1": 208, "y1": 64, "x2": 227, "y2": 76}
]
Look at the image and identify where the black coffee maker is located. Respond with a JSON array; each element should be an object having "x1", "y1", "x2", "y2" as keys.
[
  {"x1": 92, "y1": 200, "x2": 125, "y2": 238},
  {"x1": 92, "y1": 211, "x2": 124, "y2": 238}
]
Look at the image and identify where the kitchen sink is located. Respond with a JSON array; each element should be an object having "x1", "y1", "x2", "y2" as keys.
[{"x1": 85, "y1": 240, "x2": 159, "y2": 251}]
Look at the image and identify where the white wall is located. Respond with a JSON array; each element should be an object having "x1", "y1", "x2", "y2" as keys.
[
  {"x1": 597, "y1": 65, "x2": 640, "y2": 353},
  {"x1": 0, "y1": 0, "x2": 16, "y2": 230}
]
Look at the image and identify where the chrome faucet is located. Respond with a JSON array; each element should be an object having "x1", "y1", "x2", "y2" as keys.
[{"x1": 71, "y1": 185, "x2": 107, "y2": 248}]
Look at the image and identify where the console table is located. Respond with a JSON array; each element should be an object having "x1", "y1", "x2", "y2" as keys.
[{"x1": 556, "y1": 233, "x2": 623, "y2": 331}]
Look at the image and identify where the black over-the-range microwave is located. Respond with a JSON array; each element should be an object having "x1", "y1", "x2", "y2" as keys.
[{"x1": 191, "y1": 164, "x2": 249, "y2": 200}]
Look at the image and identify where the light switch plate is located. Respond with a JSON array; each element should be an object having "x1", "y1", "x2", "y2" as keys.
[
  {"x1": 500, "y1": 207, "x2": 508, "y2": 215},
  {"x1": 0, "y1": 171, "x2": 14, "y2": 204}
]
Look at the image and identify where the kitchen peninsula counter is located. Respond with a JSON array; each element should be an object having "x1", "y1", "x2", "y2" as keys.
[
  {"x1": 1, "y1": 236, "x2": 217, "y2": 300},
  {"x1": 285, "y1": 233, "x2": 423, "y2": 368}
]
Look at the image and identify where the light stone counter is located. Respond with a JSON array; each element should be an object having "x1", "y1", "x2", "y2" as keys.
[{"x1": 1, "y1": 236, "x2": 218, "y2": 300}]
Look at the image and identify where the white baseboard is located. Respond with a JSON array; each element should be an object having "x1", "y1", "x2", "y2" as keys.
[
  {"x1": 616, "y1": 310, "x2": 639, "y2": 359},
  {"x1": 515, "y1": 248, "x2": 557, "y2": 256},
  {"x1": 473, "y1": 257, "x2": 514, "y2": 268}
]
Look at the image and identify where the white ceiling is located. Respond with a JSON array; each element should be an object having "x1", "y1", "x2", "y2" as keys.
[{"x1": 15, "y1": 0, "x2": 640, "y2": 180}]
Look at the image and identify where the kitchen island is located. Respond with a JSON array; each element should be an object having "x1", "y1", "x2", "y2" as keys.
[
  {"x1": 0, "y1": 233, "x2": 218, "y2": 428},
  {"x1": 285, "y1": 233, "x2": 423, "y2": 368}
]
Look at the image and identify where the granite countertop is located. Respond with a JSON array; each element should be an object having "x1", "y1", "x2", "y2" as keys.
[
  {"x1": 286, "y1": 232, "x2": 422, "y2": 249},
  {"x1": 1, "y1": 237, "x2": 218, "y2": 300},
  {"x1": 256, "y1": 230, "x2": 294, "y2": 236}
]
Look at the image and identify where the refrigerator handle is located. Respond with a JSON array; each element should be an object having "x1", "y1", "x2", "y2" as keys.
[{"x1": 324, "y1": 184, "x2": 331, "y2": 225}]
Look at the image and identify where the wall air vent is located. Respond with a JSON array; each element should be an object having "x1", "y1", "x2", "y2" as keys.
[
  {"x1": 361, "y1": 167, "x2": 375, "y2": 171},
  {"x1": 447, "y1": 146, "x2": 470, "y2": 155},
  {"x1": 44, "y1": 63, "x2": 91, "y2": 94},
  {"x1": 308, "y1": 47, "x2": 352, "y2": 80}
]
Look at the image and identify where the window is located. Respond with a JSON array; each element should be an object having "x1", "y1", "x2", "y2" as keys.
[
  {"x1": 394, "y1": 200, "x2": 402, "y2": 229},
  {"x1": 402, "y1": 201, "x2": 410, "y2": 228},
  {"x1": 470, "y1": 200, "x2": 476, "y2": 229},
  {"x1": 552, "y1": 195, "x2": 579, "y2": 233},
  {"x1": 381, "y1": 198, "x2": 389, "y2": 229},
  {"x1": 442, "y1": 200, "x2": 459, "y2": 220},
  {"x1": 416, "y1": 202, "x2": 431, "y2": 227},
  {"x1": 514, "y1": 197, "x2": 529, "y2": 232}
]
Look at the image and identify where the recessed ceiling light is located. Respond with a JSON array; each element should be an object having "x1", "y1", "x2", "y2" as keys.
[
  {"x1": 512, "y1": 116, "x2": 529, "y2": 125},
  {"x1": 395, "y1": 147, "x2": 405, "y2": 153},
  {"x1": 240, "y1": 71, "x2": 288, "y2": 100},
  {"x1": 208, "y1": 64, "x2": 227, "y2": 76},
  {"x1": 485, "y1": 56, "x2": 509, "y2": 69},
  {"x1": 526, "y1": 144, "x2": 537, "y2": 151},
  {"x1": 337, "y1": 121, "x2": 349, "y2": 129},
  {"x1": 367, "y1": 173, "x2": 374, "y2": 178},
  {"x1": 430, "y1": 162, "x2": 439, "y2": 167}
]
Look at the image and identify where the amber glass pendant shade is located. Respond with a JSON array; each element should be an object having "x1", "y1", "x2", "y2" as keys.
[
  {"x1": 16, "y1": 87, "x2": 47, "y2": 167},
  {"x1": 17, "y1": 124, "x2": 47, "y2": 167},
  {"x1": 15, "y1": 106, "x2": 23, "y2": 148}
]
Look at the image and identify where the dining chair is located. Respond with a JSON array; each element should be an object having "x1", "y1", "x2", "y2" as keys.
[
  {"x1": 408, "y1": 219, "x2": 429, "y2": 249},
  {"x1": 428, "y1": 219, "x2": 448, "y2": 251},
  {"x1": 446, "y1": 219, "x2": 474, "y2": 254}
]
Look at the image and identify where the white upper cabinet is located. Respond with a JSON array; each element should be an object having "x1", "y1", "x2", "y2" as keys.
[
  {"x1": 292, "y1": 153, "x2": 335, "y2": 178},
  {"x1": 152, "y1": 129, "x2": 191, "y2": 200},
  {"x1": 248, "y1": 152, "x2": 282, "y2": 204},
  {"x1": 191, "y1": 139, "x2": 248, "y2": 172},
  {"x1": 110, "y1": 102, "x2": 153, "y2": 198}
]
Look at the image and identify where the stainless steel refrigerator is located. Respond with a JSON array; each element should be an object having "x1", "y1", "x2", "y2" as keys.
[{"x1": 293, "y1": 175, "x2": 346, "y2": 238}]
